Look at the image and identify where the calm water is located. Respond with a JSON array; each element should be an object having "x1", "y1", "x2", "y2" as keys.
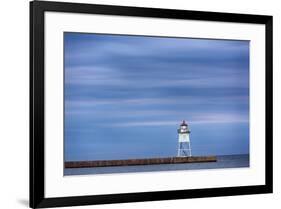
[{"x1": 64, "y1": 154, "x2": 249, "y2": 176}]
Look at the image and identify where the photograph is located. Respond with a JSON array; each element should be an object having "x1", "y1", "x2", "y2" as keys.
[
  {"x1": 29, "y1": 1, "x2": 273, "y2": 207},
  {"x1": 63, "y1": 32, "x2": 250, "y2": 175}
]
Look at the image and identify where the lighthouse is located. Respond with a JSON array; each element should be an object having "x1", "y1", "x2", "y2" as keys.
[{"x1": 177, "y1": 120, "x2": 192, "y2": 157}]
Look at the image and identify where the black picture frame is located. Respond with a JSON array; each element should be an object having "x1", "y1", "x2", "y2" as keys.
[{"x1": 30, "y1": 0, "x2": 273, "y2": 208}]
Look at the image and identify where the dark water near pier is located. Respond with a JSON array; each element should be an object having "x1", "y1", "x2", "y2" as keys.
[{"x1": 64, "y1": 154, "x2": 249, "y2": 176}]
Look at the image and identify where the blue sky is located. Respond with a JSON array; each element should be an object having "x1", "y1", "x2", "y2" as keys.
[{"x1": 64, "y1": 32, "x2": 249, "y2": 161}]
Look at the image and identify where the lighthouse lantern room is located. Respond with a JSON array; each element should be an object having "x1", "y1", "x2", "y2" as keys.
[{"x1": 177, "y1": 120, "x2": 192, "y2": 157}]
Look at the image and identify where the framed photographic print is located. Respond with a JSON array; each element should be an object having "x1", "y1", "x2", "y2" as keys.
[{"x1": 30, "y1": 0, "x2": 273, "y2": 208}]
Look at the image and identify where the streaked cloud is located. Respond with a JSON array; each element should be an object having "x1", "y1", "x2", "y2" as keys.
[
  {"x1": 98, "y1": 112, "x2": 248, "y2": 127},
  {"x1": 64, "y1": 32, "x2": 250, "y2": 161}
]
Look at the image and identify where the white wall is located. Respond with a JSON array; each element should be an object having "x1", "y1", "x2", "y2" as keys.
[{"x1": 0, "y1": 0, "x2": 280, "y2": 208}]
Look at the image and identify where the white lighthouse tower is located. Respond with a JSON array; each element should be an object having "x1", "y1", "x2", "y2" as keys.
[{"x1": 177, "y1": 120, "x2": 192, "y2": 157}]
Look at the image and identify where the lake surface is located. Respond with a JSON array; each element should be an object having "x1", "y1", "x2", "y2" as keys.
[{"x1": 64, "y1": 154, "x2": 249, "y2": 176}]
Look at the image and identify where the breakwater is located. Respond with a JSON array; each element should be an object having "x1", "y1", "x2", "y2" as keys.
[{"x1": 65, "y1": 156, "x2": 217, "y2": 168}]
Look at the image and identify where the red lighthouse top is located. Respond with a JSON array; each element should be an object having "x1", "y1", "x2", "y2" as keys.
[{"x1": 181, "y1": 120, "x2": 187, "y2": 126}]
